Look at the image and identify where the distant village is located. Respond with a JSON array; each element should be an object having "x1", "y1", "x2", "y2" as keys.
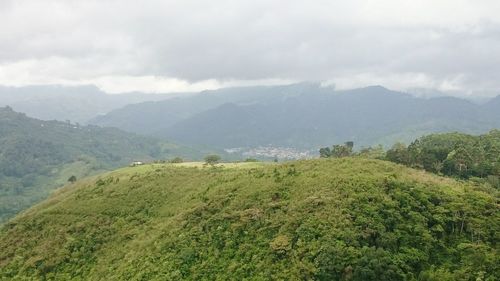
[{"x1": 225, "y1": 146, "x2": 315, "y2": 160}]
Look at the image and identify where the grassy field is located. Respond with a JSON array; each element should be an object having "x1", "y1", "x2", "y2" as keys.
[
  {"x1": 173, "y1": 161, "x2": 268, "y2": 169},
  {"x1": 0, "y1": 107, "x2": 207, "y2": 224},
  {"x1": 0, "y1": 158, "x2": 498, "y2": 280}
]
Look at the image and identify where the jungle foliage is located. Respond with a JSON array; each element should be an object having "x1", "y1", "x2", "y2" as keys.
[
  {"x1": 0, "y1": 158, "x2": 497, "y2": 280},
  {"x1": 385, "y1": 130, "x2": 500, "y2": 182},
  {"x1": 320, "y1": 131, "x2": 499, "y2": 186}
]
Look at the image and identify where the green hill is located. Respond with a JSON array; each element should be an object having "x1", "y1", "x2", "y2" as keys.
[
  {"x1": 0, "y1": 106, "x2": 201, "y2": 223},
  {"x1": 0, "y1": 158, "x2": 497, "y2": 280}
]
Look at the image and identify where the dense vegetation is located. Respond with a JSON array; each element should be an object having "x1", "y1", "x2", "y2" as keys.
[
  {"x1": 385, "y1": 131, "x2": 500, "y2": 183},
  {"x1": 319, "y1": 131, "x2": 499, "y2": 187},
  {"x1": 0, "y1": 106, "x2": 200, "y2": 222},
  {"x1": 0, "y1": 158, "x2": 497, "y2": 280},
  {"x1": 92, "y1": 83, "x2": 500, "y2": 148}
]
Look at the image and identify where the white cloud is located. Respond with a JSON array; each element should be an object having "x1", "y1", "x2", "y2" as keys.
[{"x1": 0, "y1": 0, "x2": 499, "y2": 96}]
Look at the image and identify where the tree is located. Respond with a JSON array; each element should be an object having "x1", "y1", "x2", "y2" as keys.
[
  {"x1": 385, "y1": 143, "x2": 409, "y2": 165},
  {"x1": 319, "y1": 147, "x2": 331, "y2": 158},
  {"x1": 444, "y1": 147, "x2": 473, "y2": 177},
  {"x1": 331, "y1": 143, "x2": 352, "y2": 158},
  {"x1": 68, "y1": 175, "x2": 77, "y2": 184},
  {"x1": 345, "y1": 141, "x2": 354, "y2": 150},
  {"x1": 204, "y1": 154, "x2": 221, "y2": 166},
  {"x1": 319, "y1": 142, "x2": 354, "y2": 158},
  {"x1": 384, "y1": 131, "x2": 500, "y2": 179},
  {"x1": 357, "y1": 145, "x2": 385, "y2": 159},
  {"x1": 170, "y1": 157, "x2": 184, "y2": 163}
]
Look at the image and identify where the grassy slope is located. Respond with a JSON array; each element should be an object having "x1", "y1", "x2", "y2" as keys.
[
  {"x1": 0, "y1": 160, "x2": 104, "y2": 222},
  {"x1": 0, "y1": 159, "x2": 498, "y2": 280},
  {"x1": 0, "y1": 107, "x2": 205, "y2": 223}
]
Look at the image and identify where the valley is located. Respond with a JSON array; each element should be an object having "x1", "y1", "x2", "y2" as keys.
[{"x1": 0, "y1": 106, "x2": 207, "y2": 223}]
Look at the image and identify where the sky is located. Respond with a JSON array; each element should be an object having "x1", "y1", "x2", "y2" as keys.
[{"x1": 0, "y1": 0, "x2": 499, "y2": 96}]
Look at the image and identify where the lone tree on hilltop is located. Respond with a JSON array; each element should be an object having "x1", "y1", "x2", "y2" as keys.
[
  {"x1": 204, "y1": 154, "x2": 221, "y2": 166},
  {"x1": 170, "y1": 157, "x2": 184, "y2": 163},
  {"x1": 68, "y1": 175, "x2": 77, "y2": 184}
]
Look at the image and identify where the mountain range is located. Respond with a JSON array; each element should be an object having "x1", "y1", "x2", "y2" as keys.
[
  {"x1": 91, "y1": 83, "x2": 500, "y2": 149},
  {"x1": 0, "y1": 85, "x2": 180, "y2": 123},
  {"x1": 3, "y1": 83, "x2": 499, "y2": 150}
]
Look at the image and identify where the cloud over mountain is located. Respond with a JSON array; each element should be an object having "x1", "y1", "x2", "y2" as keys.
[{"x1": 1, "y1": 0, "x2": 499, "y2": 95}]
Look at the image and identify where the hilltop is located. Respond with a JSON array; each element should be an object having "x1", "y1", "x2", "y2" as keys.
[
  {"x1": 0, "y1": 107, "x2": 201, "y2": 222},
  {"x1": 0, "y1": 158, "x2": 497, "y2": 280}
]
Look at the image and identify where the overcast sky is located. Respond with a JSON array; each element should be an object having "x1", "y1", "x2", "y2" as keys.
[{"x1": 0, "y1": 0, "x2": 499, "y2": 96}]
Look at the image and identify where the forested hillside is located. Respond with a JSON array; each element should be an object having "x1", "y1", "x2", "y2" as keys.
[
  {"x1": 0, "y1": 158, "x2": 497, "y2": 280},
  {"x1": 385, "y1": 130, "x2": 500, "y2": 181},
  {"x1": 0, "y1": 106, "x2": 199, "y2": 222},
  {"x1": 91, "y1": 83, "x2": 323, "y2": 135},
  {"x1": 320, "y1": 131, "x2": 500, "y2": 185},
  {"x1": 91, "y1": 83, "x2": 500, "y2": 148}
]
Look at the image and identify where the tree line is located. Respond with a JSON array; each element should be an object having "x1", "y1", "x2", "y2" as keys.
[{"x1": 320, "y1": 130, "x2": 500, "y2": 185}]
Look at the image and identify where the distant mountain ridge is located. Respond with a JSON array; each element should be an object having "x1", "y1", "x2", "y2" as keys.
[
  {"x1": 0, "y1": 85, "x2": 180, "y2": 123},
  {"x1": 90, "y1": 83, "x2": 500, "y2": 149},
  {"x1": 484, "y1": 95, "x2": 500, "y2": 112},
  {"x1": 91, "y1": 82, "x2": 329, "y2": 135}
]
